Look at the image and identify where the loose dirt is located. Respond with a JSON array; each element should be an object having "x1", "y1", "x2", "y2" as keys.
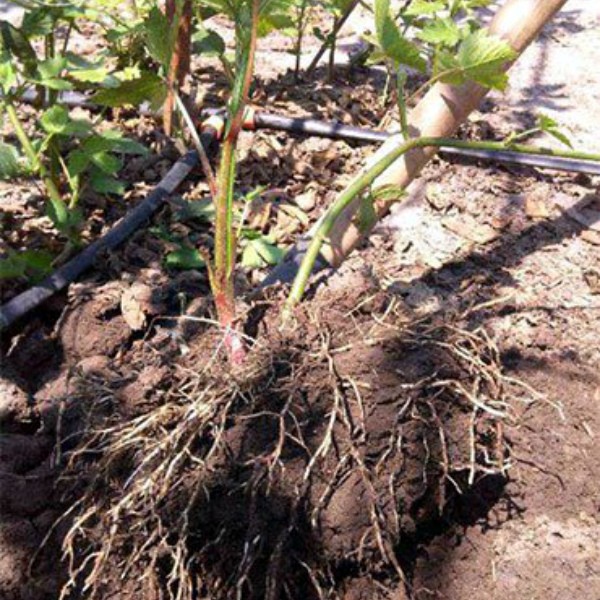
[{"x1": 1, "y1": 2, "x2": 600, "y2": 599}]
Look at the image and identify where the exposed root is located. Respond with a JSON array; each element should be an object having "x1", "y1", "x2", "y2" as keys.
[{"x1": 56, "y1": 296, "x2": 537, "y2": 599}]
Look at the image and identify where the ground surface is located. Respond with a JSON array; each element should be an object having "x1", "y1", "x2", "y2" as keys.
[{"x1": 1, "y1": 2, "x2": 600, "y2": 599}]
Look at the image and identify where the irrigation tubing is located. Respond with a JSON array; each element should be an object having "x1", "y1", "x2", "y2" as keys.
[
  {"x1": 0, "y1": 129, "x2": 218, "y2": 331},
  {"x1": 12, "y1": 91, "x2": 600, "y2": 174},
  {"x1": 247, "y1": 111, "x2": 600, "y2": 176},
  {"x1": 2, "y1": 97, "x2": 600, "y2": 328}
]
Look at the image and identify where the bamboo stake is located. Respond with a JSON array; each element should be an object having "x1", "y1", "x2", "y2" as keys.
[{"x1": 319, "y1": 0, "x2": 569, "y2": 268}]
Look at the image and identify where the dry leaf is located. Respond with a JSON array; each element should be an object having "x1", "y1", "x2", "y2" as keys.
[
  {"x1": 583, "y1": 269, "x2": 600, "y2": 294},
  {"x1": 443, "y1": 214, "x2": 500, "y2": 244},
  {"x1": 246, "y1": 196, "x2": 271, "y2": 231},
  {"x1": 525, "y1": 193, "x2": 550, "y2": 218}
]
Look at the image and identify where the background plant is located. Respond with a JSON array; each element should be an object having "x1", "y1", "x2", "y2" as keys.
[{"x1": 0, "y1": 3, "x2": 147, "y2": 270}]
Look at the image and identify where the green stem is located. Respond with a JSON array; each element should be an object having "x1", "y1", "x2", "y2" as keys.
[
  {"x1": 62, "y1": 22, "x2": 74, "y2": 55},
  {"x1": 4, "y1": 101, "x2": 63, "y2": 206},
  {"x1": 174, "y1": 90, "x2": 217, "y2": 196},
  {"x1": 441, "y1": 138, "x2": 600, "y2": 162},
  {"x1": 327, "y1": 16, "x2": 337, "y2": 81},
  {"x1": 305, "y1": 0, "x2": 359, "y2": 77},
  {"x1": 285, "y1": 136, "x2": 600, "y2": 313},
  {"x1": 210, "y1": 0, "x2": 259, "y2": 362},
  {"x1": 294, "y1": 0, "x2": 308, "y2": 81},
  {"x1": 396, "y1": 69, "x2": 409, "y2": 140}
]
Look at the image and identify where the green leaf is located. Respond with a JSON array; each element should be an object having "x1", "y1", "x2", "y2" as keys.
[
  {"x1": 257, "y1": 13, "x2": 294, "y2": 37},
  {"x1": 70, "y1": 66, "x2": 110, "y2": 83},
  {"x1": 92, "y1": 72, "x2": 167, "y2": 110},
  {"x1": 192, "y1": 27, "x2": 226, "y2": 57},
  {"x1": 165, "y1": 247, "x2": 206, "y2": 270},
  {"x1": 242, "y1": 237, "x2": 285, "y2": 268},
  {"x1": 144, "y1": 6, "x2": 175, "y2": 68},
  {"x1": 40, "y1": 106, "x2": 91, "y2": 136},
  {"x1": 90, "y1": 151, "x2": 122, "y2": 175},
  {"x1": 67, "y1": 149, "x2": 89, "y2": 177},
  {"x1": 403, "y1": 0, "x2": 446, "y2": 17},
  {"x1": 65, "y1": 53, "x2": 112, "y2": 83},
  {"x1": 0, "y1": 57, "x2": 17, "y2": 93},
  {"x1": 31, "y1": 56, "x2": 73, "y2": 90},
  {"x1": 98, "y1": 130, "x2": 148, "y2": 155},
  {"x1": 67, "y1": 132, "x2": 143, "y2": 178},
  {"x1": 355, "y1": 195, "x2": 377, "y2": 233},
  {"x1": 37, "y1": 55, "x2": 67, "y2": 79},
  {"x1": 46, "y1": 196, "x2": 74, "y2": 233},
  {"x1": 241, "y1": 242, "x2": 263, "y2": 269},
  {"x1": 0, "y1": 142, "x2": 20, "y2": 179},
  {"x1": 175, "y1": 198, "x2": 215, "y2": 222},
  {"x1": 537, "y1": 113, "x2": 573, "y2": 148},
  {"x1": 21, "y1": 8, "x2": 55, "y2": 37},
  {"x1": 374, "y1": 0, "x2": 426, "y2": 71},
  {"x1": 89, "y1": 170, "x2": 126, "y2": 195},
  {"x1": 0, "y1": 256, "x2": 24, "y2": 279},
  {"x1": 0, "y1": 250, "x2": 53, "y2": 281},
  {"x1": 434, "y1": 30, "x2": 517, "y2": 90},
  {"x1": 417, "y1": 18, "x2": 461, "y2": 47},
  {"x1": 40, "y1": 105, "x2": 69, "y2": 133},
  {"x1": 0, "y1": 21, "x2": 38, "y2": 78}
]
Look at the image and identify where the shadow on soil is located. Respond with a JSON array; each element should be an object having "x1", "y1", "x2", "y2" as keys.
[{"x1": 1, "y1": 169, "x2": 597, "y2": 597}]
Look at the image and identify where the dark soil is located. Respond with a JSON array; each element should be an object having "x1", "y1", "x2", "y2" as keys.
[{"x1": 1, "y1": 6, "x2": 600, "y2": 600}]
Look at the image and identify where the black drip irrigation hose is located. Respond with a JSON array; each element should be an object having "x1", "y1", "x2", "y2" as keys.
[
  {"x1": 13, "y1": 91, "x2": 600, "y2": 174},
  {"x1": 0, "y1": 130, "x2": 218, "y2": 331},
  {"x1": 247, "y1": 111, "x2": 600, "y2": 176},
  {"x1": 2, "y1": 95, "x2": 600, "y2": 329}
]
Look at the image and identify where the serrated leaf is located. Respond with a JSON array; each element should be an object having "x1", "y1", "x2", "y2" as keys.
[
  {"x1": 90, "y1": 151, "x2": 122, "y2": 175},
  {"x1": 0, "y1": 21, "x2": 38, "y2": 78},
  {"x1": 253, "y1": 238, "x2": 286, "y2": 265},
  {"x1": 21, "y1": 8, "x2": 55, "y2": 37},
  {"x1": 40, "y1": 77, "x2": 74, "y2": 91},
  {"x1": 70, "y1": 66, "x2": 110, "y2": 83},
  {"x1": 416, "y1": 18, "x2": 461, "y2": 47},
  {"x1": 403, "y1": 0, "x2": 445, "y2": 17},
  {"x1": 241, "y1": 242, "x2": 263, "y2": 269},
  {"x1": 66, "y1": 52, "x2": 111, "y2": 83},
  {"x1": 40, "y1": 105, "x2": 69, "y2": 133},
  {"x1": 67, "y1": 149, "x2": 89, "y2": 177},
  {"x1": 0, "y1": 256, "x2": 24, "y2": 279},
  {"x1": 0, "y1": 142, "x2": 20, "y2": 179},
  {"x1": 39, "y1": 106, "x2": 91, "y2": 136},
  {"x1": 144, "y1": 6, "x2": 175, "y2": 68},
  {"x1": 37, "y1": 55, "x2": 67, "y2": 79},
  {"x1": 165, "y1": 247, "x2": 206, "y2": 270},
  {"x1": 374, "y1": 0, "x2": 426, "y2": 71},
  {"x1": 192, "y1": 27, "x2": 226, "y2": 56},
  {"x1": 92, "y1": 72, "x2": 167, "y2": 110},
  {"x1": 46, "y1": 196, "x2": 72, "y2": 232},
  {"x1": 0, "y1": 250, "x2": 53, "y2": 280},
  {"x1": 175, "y1": 198, "x2": 215, "y2": 222},
  {"x1": 434, "y1": 30, "x2": 517, "y2": 90},
  {"x1": 257, "y1": 12, "x2": 294, "y2": 37},
  {"x1": 0, "y1": 58, "x2": 17, "y2": 92},
  {"x1": 80, "y1": 135, "x2": 118, "y2": 155},
  {"x1": 99, "y1": 130, "x2": 148, "y2": 155},
  {"x1": 89, "y1": 170, "x2": 126, "y2": 195},
  {"x1": 242, "y1": 238, "x2": 285, "y2": 268}
]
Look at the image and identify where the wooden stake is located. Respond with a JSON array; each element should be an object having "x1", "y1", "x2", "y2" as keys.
[{"x1": 321, "y1": 0, "x2": 568, "y2": 267}]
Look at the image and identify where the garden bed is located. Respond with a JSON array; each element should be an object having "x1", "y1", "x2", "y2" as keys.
[{"x1": 1, "y1": 1, "x2": 600, "y2": 599}]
